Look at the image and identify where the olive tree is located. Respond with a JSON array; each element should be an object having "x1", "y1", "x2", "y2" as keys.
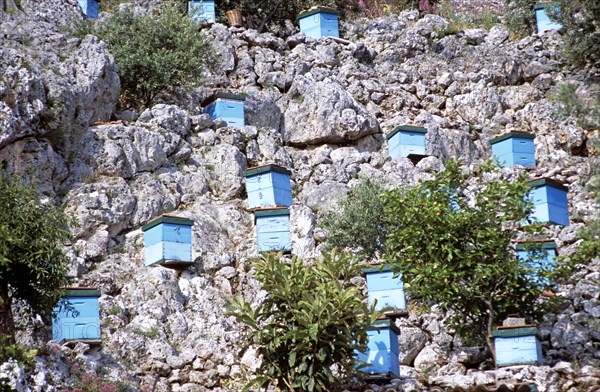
[
  {"x1": 72, "y1": 2, "x2": 219, "y2": 109},
  {"x1": 0, "y1": 173, "x2": 72, "y2": 342}
]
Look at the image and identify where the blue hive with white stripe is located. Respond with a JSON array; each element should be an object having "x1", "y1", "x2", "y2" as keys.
[
  {"x1": 52, "y1": 288, "x2": 101, "y2": 342},
  {"x1": 142, "y1": 215, "x2": 194, "y2": 267},
  {"x1": 297, "y1": 7, "x2": 339, "y2": 39}
]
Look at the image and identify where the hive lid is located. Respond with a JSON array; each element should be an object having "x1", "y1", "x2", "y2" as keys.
[
  {"x1": 244, "y1": 164, "x2": 292, "y2": 177},
  {"x1": 363, "y1": 263, "x2": 394, "y2": 273},
  {"x1": 368, "y1": 318, "x2": 400, "y2": 334},
  {"x1": 296, "y1": 6, "x2": 339, "y2": 21},
  {"x1": 142, "y1": 214, "x2": 194, "y2": 232},
  {"x1": 254, "y1": 207, "x2": 290, "y2": 218},
  {"x1": 201, "y1": 92, "x2": 246, "y2": 107},
  {"x1": 489, "y1": 131, "x2": 535, "y2": 145},
  {"x1": 63, "y1": 287, "x2": 101, "y2": 297},
  {"x1": 492, "y1": 326, "x2": 539, "y2": 337},
  {"x1": 527, "y1": 177, "x2": 568, "y2": 191},
  {"x1": 516, "y1": 240, "x2": 557, "y2": 250},
  {"x1": 386, "y1": 125, "x2": 427, "y2": 140},
  {"x1": 534, "y1": 2, "x2": 559, "y2": 10}
]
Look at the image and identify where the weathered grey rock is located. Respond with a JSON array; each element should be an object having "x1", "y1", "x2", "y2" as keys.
[
  {"x1": 283, "y1": 79, "x2": 379, "y2": 145},
  {"x1": 398, "y1": 326, "x2": 428, "y2": 366}
]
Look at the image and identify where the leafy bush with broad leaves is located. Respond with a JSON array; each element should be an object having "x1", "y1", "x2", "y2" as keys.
[
  {"x1": 228, "y1": 250, "x2": 379, "y2": 392},
  {"x1": 70, "y1": 2, "x2": 219, "y2": 109},
  {"x1": 320, "y1": 178, "x2": 388, "y2": 261},
  {"x1": 382, "y1": 159, "x2": 568, "y2": 358}
]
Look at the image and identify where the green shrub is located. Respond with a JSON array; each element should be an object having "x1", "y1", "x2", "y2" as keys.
[
  {"x1": 549, "y1": 1, "x2": 600, "y2": 67},
  {"x1": 228, "y1": 250, "x2": 379, "y2": 392},
  {"x1": 0, "y1": 172, "x2": 73, "y2": 343},
  {"x1": 503, "y1": 0, "x2": 536, "y2": 38},
  {"x1": 71, "y1": 2, "x2": 219, "y2": 109},
  {"x1": 320, "y1": 178, "x2": 388, "y2": 260},
  {"x1": 382, "y1": 159, "x2": 566, "y2": 357},
  {"x1": 0, "y1": 337, "x2": 37, "y2": 370},
  {"x1": 504, "y1": 0, "x2": 600, "y2": 67},
  {"x1": 553, "y1": 83, "x2": 600, "y2": 130}
]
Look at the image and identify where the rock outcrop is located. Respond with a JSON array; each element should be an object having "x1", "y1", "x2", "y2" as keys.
[{"x1": 0, "y1": 1, "x2": 598, "y2": 391}]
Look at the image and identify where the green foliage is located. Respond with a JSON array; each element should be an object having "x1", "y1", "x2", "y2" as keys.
[
  {"x1": 0, "y1": 337, "x2": 38, "y2": 370},
  {"x1": 382, "y1": 160, "x2": 560, "y2": 350},
  {"x1": 70, "y1": 3, "x2": 219, "y2": 109},
  {"x1": 504, "y1": 0, "x2": 600, "y2": 67},
  {"x1": 548, "y1": 0, "x2": 600, "y2": 67},
  {"x1": 0, "y1": 172, "x2": 73, "y2": 339},
  {"x1": 503, "y1": 0, "x2": 536, "y2": 38},
  {"x1": 553, "y1": 83, "x2": 600, "y2": 130},
  {"x1": 228, "y1": 250, "x2": 379, "y2": 392},
  {"x1": 320, "y1": 178, "x2": 388, "y2": 260},
  {"x1": 567, "y1": 138, "x2": 600, "y2": 266}
]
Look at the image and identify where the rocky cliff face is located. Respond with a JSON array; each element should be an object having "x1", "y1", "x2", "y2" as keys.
[{"x1": 0, "y1": 1, "x2": 598, "y2": 391}]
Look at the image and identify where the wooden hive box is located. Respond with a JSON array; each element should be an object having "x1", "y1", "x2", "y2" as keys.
[
  {"x1": 142, "y1": 215, "x2": 194, "y2": 267},
  {"x1": 77, "y1": 0, "x2": 100, "y2": 19},
  {"x1": 527, "y1": 178, "x2": 569, "y2": 226},
  {"x1": 364, "y1": 265, "x2": 406, "y2": 314},
  {"x1": 386, "y1": 125, "x2": 427, "y2": 159},
  {"x1": 356, "y1": 319, "x2": 400, "y2": 377},
  {"x1": 516, "y1": 240, "x2": 557, "y2": 286},
  {"x1": 490, "y1": 131, "x2": 536, "y2": 168},
  {"x1": 203, "y1": 93, "x2": 245, "y2": 128},
  {"x1": 254, "y1": 207, "x2": 291, "y2": 253},
  {"x1": 52, "y1": 287, "x2": 101, "y2": 343},
  {"x1": 188, "y1": 0, "x2": 216, "y2": 24},
  {"x1": 245, "y1": 165, "x2": 292, "y2": 209},
  {"x1": 535, "y1": 2, "x2": 562, "y2": 33},
  {"x1": 297, "y1": 6, "x2": 339, "y2": 39},
  {"x1": 492, "y1": 326, "x2": 542, "y2": 367}
]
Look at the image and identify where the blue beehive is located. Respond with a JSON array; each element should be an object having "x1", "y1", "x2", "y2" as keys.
[
  {"x1": 203, "y1": 93, "x2": 245, "y2": 128},
  {"x1": 535, "y1": 2, "x2": 562, "y2": 33},
  {"x1": 490, "y1": 131, "x2": 536, "y2": 168},
  {"x1": 364, "y1": 265, "x2": 406, "y2": 314},
  {"x1": 386, "y1": 125, "x2": 427, "y2": 159},
  {"x1": 245, "y1": 165, "x2": 292, "y2": 210},
  {"x1": 77, "y1": 0, "x2": 100, "y2": 19},
  {"x1": 52, "y1": 288, "x2": 101, "y2": 342},
  {"x1": 254, "y1": 208, "x2": 291, "y2": 253},
  {"x1": 188, "y1": 0, "x2": 216, "y2": 24},
  {"x1": 356, "y1": 319, "x2": 400, "y2": 376},
  {"x1": 142, "y1": 215, "x2": 194, "y2": 267},
  {"x1": 517, "y1": 240, "x2": 557, "y2": 286},
  {"x1": 527, "y1": 178, "x2": 569, "y2": 226},
  {"x1": 492, "y1": 326, "x2": 542, "y2": 367},
  {"x1": 297, "y1": 6, "x2": 339, "y2": 39}
]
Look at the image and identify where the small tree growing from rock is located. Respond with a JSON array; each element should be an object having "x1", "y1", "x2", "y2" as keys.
[
  {"x1": 382, "y1": 160, "x2": 564, "y2": 359},
  {"x1": 72, "y1": 2, "x2": 219, "y2": 109},
  {"x1": 320, "y1": 178, "x2": 388, "y2": 261},
  {"x1": 228, "y1": 250, "x2": 378, "y2": 392},
  {"x1": 0, "y1": 172, "x2": 72, "y2": 343}
]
